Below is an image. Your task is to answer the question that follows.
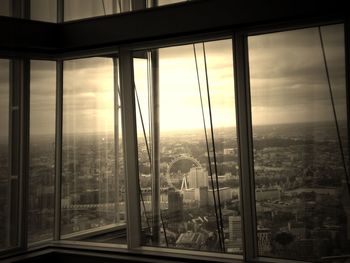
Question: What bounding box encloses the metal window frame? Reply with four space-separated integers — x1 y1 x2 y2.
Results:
235 20 349 263
233 32 257 262
0 0 31 257
119 47 142 249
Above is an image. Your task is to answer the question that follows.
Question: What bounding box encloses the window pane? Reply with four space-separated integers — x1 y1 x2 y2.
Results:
134 39 241 254
62 57 125 244
0 59 19 250
0 59 10 249
249 24 350 261
63 0 188 21
31 0 57 23
28 60 56 243
64 0 118 21
0 0 10 16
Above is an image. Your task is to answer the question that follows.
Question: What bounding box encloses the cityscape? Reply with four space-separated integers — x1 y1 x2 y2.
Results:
1 121 349 261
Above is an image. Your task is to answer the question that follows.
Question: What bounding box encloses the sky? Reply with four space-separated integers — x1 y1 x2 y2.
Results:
0 24 347 136
249 24 346 126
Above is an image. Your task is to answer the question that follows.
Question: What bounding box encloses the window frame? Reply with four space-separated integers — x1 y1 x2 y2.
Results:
0 1 349 262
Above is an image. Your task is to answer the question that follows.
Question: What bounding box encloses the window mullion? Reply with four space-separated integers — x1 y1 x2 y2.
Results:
19 59 30 250
119 48 142 249
57 0 63 23
8 60 21 251
233 33 258 261
346 17 350 169
54 60 63 241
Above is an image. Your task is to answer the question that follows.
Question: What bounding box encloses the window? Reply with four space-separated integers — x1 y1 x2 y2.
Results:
0 0 10 17
63 0 188 21
134 39 242 253
61 57 126 243
0 2 349 262
249 24 350 261
28 60 56 244
0 59 10 249
30 0 57 23
0 59 19 251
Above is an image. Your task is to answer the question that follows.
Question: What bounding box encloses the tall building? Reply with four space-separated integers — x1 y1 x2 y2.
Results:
257 228 272 255
188 167 208 189
168 188 183 226
228 216 243 253
195 186 208 208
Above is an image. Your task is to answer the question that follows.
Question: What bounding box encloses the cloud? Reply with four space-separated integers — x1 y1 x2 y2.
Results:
248 24 346 124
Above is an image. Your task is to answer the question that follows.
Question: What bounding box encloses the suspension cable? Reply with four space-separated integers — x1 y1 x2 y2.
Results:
135 87 152 231
202 42 226 251
160 211 169 247
101 0 106 15
145 51 169 246
193 43 224 251
318 26 350 195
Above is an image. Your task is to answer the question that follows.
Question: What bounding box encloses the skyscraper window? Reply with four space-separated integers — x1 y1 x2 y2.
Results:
249 24 349 262
134 39 241 254
61 57 126 243
28 60 56 244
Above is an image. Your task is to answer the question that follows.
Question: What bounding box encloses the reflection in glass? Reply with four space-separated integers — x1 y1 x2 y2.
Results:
31 0 57 23
249 24 350 261
134 39 241 253
28 61 56 243
0 59 10 249
61 57 125 244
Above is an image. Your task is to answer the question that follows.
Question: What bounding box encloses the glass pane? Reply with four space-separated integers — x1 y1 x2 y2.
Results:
31 0 57 23
0 59 19 250
63 0 188 21
28 60 56 243
249 24 350 261
157 0 187 6
134 39 241 254
0 0 10 16
62 57 126 244
0 59 10 249
64 0 118 21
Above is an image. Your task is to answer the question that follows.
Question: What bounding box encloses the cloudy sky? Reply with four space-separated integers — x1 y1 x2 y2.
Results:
249 24 346 126
0 24 346 136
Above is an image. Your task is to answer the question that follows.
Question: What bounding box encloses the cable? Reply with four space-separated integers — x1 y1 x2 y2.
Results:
134 53 168 247
148 50 169 246
202 42 226 251
193 43 224 251
101 0 106 15
160 211 169 247
118 0 122 12
135 87 152 164
318 26 350 196
135 87 152 232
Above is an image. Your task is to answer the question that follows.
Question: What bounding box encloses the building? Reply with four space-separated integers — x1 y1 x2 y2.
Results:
168 188 183 226
188 167 208 189
257 228 272 255
227 216 243 253
195 186 209 208
255 187 281 201
208 187 232 205
175 231 204 249
223 148 235 155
